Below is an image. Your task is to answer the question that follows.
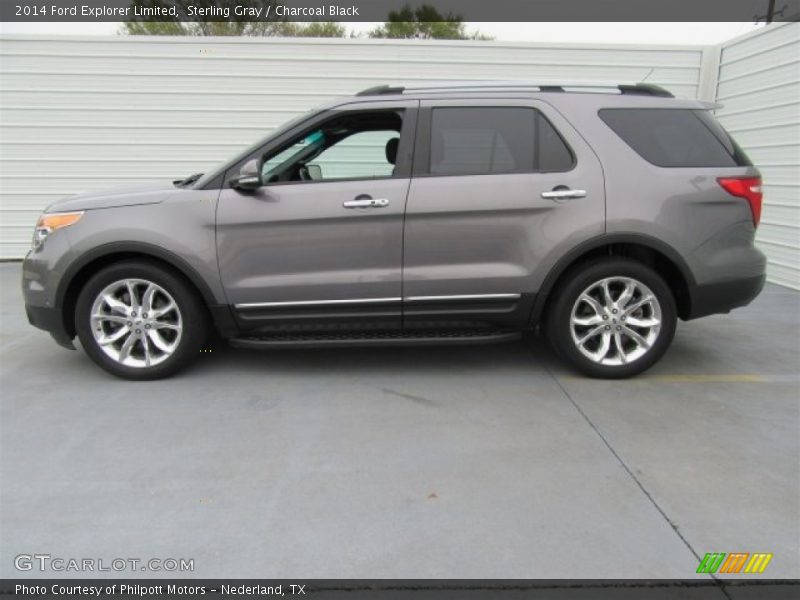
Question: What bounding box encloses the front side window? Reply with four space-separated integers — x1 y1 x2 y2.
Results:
261 130 326 179
260 110 404 184
310 130 399 180
428 107 573 176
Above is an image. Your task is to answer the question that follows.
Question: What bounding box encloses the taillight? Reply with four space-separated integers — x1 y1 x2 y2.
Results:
717 176 762 228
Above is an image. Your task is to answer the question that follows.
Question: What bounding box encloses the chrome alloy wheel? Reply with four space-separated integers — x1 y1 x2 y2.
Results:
569 276 662 366
90 278 183 368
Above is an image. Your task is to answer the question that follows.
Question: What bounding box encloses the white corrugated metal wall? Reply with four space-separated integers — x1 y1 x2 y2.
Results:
0 35 706 258
715 22 800 290
1 30 797 289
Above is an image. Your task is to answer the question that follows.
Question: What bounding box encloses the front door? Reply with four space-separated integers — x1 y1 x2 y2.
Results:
216 101 418 332
402 99 605 329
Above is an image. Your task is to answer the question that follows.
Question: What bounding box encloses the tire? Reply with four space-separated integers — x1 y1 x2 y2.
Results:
75 260 209 380
545 258 677 379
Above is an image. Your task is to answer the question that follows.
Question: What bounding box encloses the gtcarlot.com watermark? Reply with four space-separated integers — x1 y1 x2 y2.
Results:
15 553 194 573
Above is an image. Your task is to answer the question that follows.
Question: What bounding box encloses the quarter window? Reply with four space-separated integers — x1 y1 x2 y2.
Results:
428 107 573 176
599 108 753 168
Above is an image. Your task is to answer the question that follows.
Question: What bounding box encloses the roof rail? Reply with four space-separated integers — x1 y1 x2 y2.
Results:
355 81 674 98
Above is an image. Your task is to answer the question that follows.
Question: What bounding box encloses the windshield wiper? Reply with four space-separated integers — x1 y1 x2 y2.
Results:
173 173 203 188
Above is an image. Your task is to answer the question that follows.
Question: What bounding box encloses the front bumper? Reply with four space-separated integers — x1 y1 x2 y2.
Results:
22 240 76 350
25 303 75 349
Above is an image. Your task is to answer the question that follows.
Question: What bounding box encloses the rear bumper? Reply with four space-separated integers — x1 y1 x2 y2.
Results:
25 304 75 349
686 273 766 320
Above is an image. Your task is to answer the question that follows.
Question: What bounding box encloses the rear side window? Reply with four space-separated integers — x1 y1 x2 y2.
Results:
429 107 573 176
599 108 752 168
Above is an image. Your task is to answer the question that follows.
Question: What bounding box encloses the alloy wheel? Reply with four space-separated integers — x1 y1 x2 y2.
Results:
89 278 183 368
569 276 662 366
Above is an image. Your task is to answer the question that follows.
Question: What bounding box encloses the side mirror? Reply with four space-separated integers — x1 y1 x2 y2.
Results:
306 164 322 180
231 159 261 191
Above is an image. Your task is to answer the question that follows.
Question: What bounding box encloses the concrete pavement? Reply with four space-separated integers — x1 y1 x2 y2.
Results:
1 263 797 579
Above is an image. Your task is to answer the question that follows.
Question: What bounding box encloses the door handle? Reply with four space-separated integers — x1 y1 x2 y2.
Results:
541 189 587 200
343 198 389 208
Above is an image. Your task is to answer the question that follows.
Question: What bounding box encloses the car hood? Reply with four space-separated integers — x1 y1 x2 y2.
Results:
45 181 177 213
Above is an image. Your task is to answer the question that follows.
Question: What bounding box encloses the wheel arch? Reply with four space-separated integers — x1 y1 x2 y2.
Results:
57 242 222 339
531 233 695 325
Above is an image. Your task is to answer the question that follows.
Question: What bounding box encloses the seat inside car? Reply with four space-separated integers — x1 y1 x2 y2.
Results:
385 136 399 173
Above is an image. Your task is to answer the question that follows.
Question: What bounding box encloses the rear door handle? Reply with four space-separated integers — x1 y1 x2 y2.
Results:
541 189 587 200
343 198 389 208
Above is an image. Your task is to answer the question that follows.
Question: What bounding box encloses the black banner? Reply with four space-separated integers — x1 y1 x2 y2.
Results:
2 0 800 23
1 580 800 599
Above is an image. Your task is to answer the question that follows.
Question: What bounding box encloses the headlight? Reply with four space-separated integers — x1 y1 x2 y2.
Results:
32 211 83 250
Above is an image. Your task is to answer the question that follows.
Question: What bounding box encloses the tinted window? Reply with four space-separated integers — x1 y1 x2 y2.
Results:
599 108 752 168
429 107 572 176
538 114 574 171
430 108 533 175
694 110 752 165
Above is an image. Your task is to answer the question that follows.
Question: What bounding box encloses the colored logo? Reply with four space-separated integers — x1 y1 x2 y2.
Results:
696 552 772 574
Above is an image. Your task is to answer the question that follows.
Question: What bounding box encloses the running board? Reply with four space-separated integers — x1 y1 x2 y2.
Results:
229 329 521 350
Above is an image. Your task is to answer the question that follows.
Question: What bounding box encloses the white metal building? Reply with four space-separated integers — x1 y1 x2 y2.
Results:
0 23 797 288
715 23 800 289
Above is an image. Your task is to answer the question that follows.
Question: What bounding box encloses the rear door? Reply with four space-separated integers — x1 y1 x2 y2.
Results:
402 98 605 329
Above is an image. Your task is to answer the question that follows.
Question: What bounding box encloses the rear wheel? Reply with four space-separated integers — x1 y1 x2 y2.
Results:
546 259 677 378
75 261 208 380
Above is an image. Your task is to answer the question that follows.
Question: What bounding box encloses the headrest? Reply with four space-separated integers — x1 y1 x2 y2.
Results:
385 137 399 165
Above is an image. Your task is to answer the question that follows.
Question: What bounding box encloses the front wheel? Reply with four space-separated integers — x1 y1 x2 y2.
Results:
545 259 677 378
75 261 208 380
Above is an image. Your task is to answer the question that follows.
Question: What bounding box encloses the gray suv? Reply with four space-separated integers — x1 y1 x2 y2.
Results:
22 82 766 380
